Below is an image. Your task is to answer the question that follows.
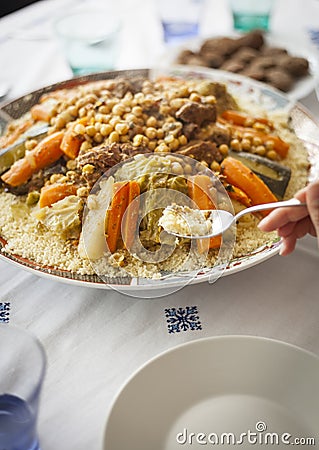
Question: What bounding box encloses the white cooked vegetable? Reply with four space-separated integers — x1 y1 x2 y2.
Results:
78 176 114 260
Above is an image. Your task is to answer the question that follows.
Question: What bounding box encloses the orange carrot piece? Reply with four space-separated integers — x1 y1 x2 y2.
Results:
122 181 140 250
105 182 129 253
27 131 64 170
1 131 64 187
221 157 278 209
225 184 252 208
187 175 222 252
1 158 33 187
39 183 78 208
60 124 84 159
221 110 274 129
187 175 215 210
30 99 58 122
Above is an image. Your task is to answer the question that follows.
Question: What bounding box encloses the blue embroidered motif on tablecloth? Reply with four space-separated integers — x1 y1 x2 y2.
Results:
0 303 11 323
165 306 202 333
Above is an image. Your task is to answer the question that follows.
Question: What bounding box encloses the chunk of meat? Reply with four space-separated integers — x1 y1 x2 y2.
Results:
175 102 217 126
176 140 223 164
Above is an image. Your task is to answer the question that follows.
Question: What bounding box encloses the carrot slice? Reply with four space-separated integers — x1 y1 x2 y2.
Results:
1 158 33 187
31 99 58 122
1 131 64 186
225 184 252 208
122 181 140 251
221 157 278 210
39 183 78 208
187 175 222 252
221 110 274 129
105 182 129 253
60 124 84 159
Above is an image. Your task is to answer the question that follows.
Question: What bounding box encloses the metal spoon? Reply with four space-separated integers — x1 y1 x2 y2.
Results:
162 198 307 239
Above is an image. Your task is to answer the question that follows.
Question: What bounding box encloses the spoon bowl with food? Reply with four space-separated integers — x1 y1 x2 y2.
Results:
160 198 306 239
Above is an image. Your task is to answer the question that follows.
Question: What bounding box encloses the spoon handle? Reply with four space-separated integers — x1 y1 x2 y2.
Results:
235 198 307 221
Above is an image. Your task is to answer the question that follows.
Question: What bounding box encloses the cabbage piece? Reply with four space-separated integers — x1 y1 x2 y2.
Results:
33 195 82 239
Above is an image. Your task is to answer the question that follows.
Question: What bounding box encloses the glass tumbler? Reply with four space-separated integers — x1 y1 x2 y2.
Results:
0 325 46 450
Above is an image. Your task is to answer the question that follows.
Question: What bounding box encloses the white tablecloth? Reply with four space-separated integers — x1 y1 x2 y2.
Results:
1 1 319 448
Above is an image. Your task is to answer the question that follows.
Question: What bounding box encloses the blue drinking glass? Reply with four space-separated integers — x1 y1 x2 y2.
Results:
0 325 46 450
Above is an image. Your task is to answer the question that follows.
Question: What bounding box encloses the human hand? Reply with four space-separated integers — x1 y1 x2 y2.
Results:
258 180 319 255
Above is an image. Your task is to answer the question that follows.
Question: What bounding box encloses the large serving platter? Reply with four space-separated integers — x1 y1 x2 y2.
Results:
0 67 319 294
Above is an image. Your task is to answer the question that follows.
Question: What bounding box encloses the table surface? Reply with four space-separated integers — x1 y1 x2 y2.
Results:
1 0 319 448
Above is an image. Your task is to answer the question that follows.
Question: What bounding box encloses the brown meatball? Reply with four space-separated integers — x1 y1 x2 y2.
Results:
280 56 309 78
240 67 266 81
200 51 224 68
232 46 259 63
220 60 246 73
265 68 294 92
236 30 265 50
176 49 195 64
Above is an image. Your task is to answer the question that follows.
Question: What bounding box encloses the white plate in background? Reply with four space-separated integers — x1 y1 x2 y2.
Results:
104 335 319 450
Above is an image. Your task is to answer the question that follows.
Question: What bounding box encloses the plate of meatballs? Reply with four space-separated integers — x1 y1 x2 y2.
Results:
173 29 318 100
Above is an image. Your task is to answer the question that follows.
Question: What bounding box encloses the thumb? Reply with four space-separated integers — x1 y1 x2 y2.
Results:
306 180 319 248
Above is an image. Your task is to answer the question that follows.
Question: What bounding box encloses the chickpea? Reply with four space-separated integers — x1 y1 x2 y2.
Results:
94 132 103 144
132 106 143 117
252 136 263 146
265 139 275 150
66 160 77 170
109 116 121 128
157 129 164 139
164 134 174 144
230 139 241 152
254 145 266 156
80 141 92 152
219 144 229 156
146 116 157 127
133 134 148 147
55 115 66 129
82 164 95 174
253 122 268 132
74 123 86 135
145 127 157 140
171 162 183 175
201 160 209 168
115 123 129 135
86 125 97 137
241 138 251 151
112 103 126 116
109 131 120 143
68 105 78 117
210 161 221 172
266 150 278 160
148 141 157 151
169 138 180 151
155 143 170 153
98 105 110 115
183 163 193 174
100 124 113 137
178 135 187 146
